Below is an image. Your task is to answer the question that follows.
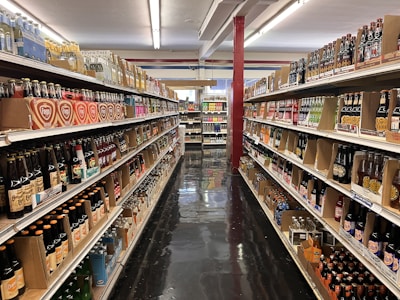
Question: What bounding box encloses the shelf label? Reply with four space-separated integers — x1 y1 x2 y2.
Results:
254 137 260 145
352 192 382 214
188 122 193 125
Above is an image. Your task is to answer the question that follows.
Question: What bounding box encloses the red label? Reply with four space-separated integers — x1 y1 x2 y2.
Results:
87 102 98 123
98 103 108 122
115 103 123 120
107 103 115 121
57 100 74 126
29 98 57 129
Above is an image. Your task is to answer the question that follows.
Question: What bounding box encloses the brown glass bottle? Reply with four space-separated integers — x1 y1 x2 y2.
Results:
54 144 67 192
357 150 368 186
49 220 63 266
56 215 69 259
5 239 25 296
362 152 375 190
68 206 80 247
375 90 389 132
15 153 32 213
75 202 87 239
30 148 44 193
390 169 400 209
0 244 19 300
368 153 383 194
0 165 7 214
43 224 56 273
6 156 24 219
43 146 58 190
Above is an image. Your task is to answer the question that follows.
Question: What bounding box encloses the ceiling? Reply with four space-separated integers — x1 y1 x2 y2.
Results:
10 0 400 59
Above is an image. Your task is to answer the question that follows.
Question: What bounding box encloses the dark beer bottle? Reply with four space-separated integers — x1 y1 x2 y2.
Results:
43 224 57 273
49 220 63 267
357 150 368 186
5 239 25 295
368 215 382 258
354 205 367 244
390 168 400 209
368 153 383 194
343 200 356 236
54 144 67 192
30 148 44 193
0 244 18 300
375 90 389 132
0 166 7 214
43 146 58 190
6 156 24 219
15 153 32 213
56 215 69 260
391 88 400 132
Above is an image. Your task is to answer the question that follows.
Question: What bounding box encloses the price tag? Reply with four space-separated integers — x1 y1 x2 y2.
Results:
189 122 193 125
217 111 220 114
169 146 173 152
254 137 260 145
352 192 382 214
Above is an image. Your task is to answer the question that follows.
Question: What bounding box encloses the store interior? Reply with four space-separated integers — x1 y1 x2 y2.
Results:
0 0 400 299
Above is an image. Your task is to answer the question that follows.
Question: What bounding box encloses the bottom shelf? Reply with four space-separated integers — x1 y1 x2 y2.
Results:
92 156 182 299
238 168 323 300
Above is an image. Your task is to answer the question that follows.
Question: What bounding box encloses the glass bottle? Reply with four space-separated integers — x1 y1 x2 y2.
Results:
75 202 87 240
390 169 400 209
56 215 69 259
0 244 18 300
343 200 356 236
338 145 349 184
362 151 375 190
368 215 382 258
43 224 57 273
81 275 92 300
69 140 82 184
0 165 7 214
43 146 58 190
49 220 63 267
383 223 398 272
391 88 400 132
30 149 44 193
368 153 383 194
355 205 367 244
335 195 344 222
15 153 32 213
6 156 24 219
68 206 81 247
375 90 389 132
333 145 342 182
357 150 368 186
310 177 319 206
54 144 67 192
24 150 37 196
5 239 25 296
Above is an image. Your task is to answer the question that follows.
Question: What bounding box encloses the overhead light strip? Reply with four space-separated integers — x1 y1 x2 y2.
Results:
244 0 311 48
149 0 160 49
1 0 66 43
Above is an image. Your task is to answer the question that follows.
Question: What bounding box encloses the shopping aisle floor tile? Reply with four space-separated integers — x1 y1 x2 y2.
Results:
110 149 317 300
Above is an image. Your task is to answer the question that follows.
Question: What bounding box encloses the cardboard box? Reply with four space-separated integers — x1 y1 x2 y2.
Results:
0 97 58 130
380 16 400 64
98 103 108 123
56 100 74 127
300 236 322 264
315 139 334 176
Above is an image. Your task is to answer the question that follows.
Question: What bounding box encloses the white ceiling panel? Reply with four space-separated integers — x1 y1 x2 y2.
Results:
9 0 400 57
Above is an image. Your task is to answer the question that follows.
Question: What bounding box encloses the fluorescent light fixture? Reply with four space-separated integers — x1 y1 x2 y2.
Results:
244 0 311 47
149 0 161 49
1 0 66 43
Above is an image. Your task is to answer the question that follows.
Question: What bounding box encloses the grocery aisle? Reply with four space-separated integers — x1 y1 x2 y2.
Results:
110 148 316 300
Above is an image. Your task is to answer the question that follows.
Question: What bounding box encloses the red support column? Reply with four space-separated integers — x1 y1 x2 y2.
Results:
231 16 244 173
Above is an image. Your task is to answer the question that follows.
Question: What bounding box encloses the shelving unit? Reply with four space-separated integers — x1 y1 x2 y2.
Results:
179 111 203 144
242 63 400 299
0 52 182 300
201 95 228 146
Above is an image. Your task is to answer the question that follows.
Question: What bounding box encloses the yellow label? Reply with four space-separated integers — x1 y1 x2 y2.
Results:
22 184 33 207
29 179 37 195
369 179 381 194
92 210 98 224
50 172 58 187
15 267 25 290
55 245 63 265
8 188 24 213
390 185 399 201
1 275 18 300
375 117 388 132
74 228 81 246
62 240 69 259
59 170 67 184
80 224 87 239
362 176 370 189
36 177 44 193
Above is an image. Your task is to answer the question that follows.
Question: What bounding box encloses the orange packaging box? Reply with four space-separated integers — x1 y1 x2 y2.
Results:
56 100 74 127
72 100 89 125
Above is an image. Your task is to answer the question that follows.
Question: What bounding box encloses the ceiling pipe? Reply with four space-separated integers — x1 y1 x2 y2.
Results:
198 0 278 60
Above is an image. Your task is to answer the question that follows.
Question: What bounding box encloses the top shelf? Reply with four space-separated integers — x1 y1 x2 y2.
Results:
0 52 177 103
245 63 400 102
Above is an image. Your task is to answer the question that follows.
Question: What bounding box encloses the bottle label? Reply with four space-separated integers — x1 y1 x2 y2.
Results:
22 183 33 207
337 165 346 178
72 163 82 179
368 240 382 256
384 251 394 269
0 34 5 51
35 176 44 193
50 171 58 187
332 163 338 176
310 194 316 206
362 176 370 189
8 188 24 213
319 193 326 207
5 33 12 53
88 157 96 169
369 179 381 194
15 267 25 290
48 252 57 273
1 275 18 300
59 169 68 185
100 203 105 218
92 209 98 224
83 219 89 237
80 223 86 239
354 228 364 243
62 240 69 259
334 206 343 220
104 195 110 212
376 117 388 132
0 184 6 207
74 228 81 246
343 220 355 235
392 257 399 272
390 185 399 202
55 245 63 265
46 254 50 274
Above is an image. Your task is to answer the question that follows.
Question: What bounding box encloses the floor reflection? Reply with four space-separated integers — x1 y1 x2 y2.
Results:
110 148 316 300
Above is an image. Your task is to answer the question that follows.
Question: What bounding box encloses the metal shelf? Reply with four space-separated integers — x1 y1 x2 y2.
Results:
179 111 201 114
245 117 400 154
93 153 181 300
203 111 227 114
202 131 227 135
202 121 227 124
203 142 226 145
245 152 400 299
238 168 323 300
0 124 178 245
245 62 400 102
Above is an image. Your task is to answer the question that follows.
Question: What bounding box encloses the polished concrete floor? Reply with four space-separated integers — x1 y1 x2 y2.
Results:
110 148 316 300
